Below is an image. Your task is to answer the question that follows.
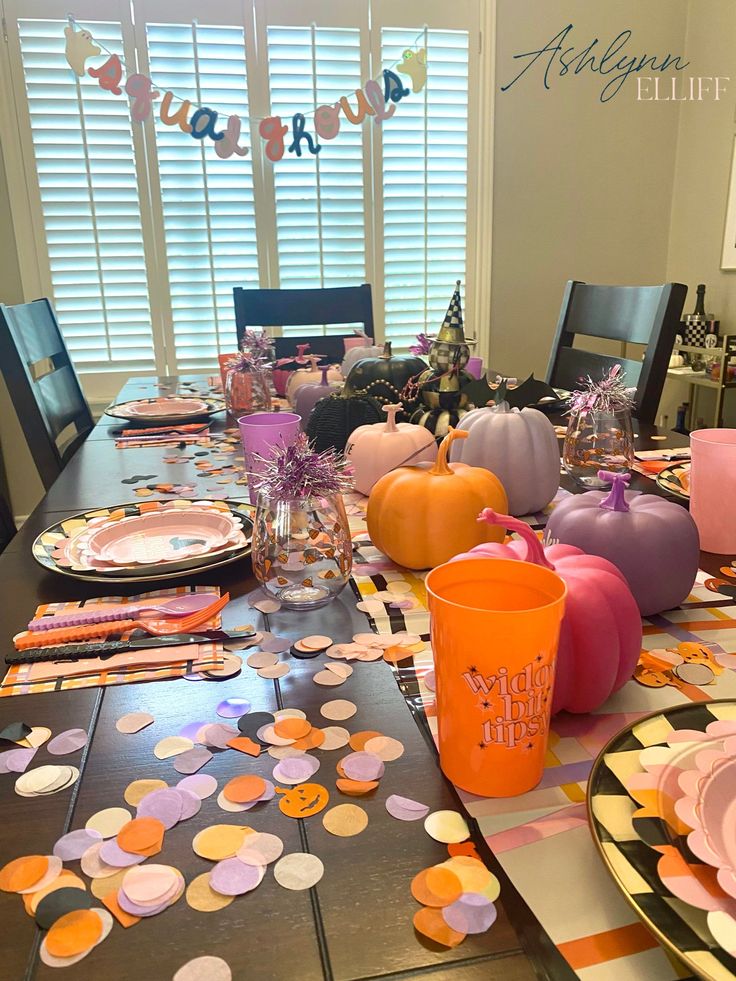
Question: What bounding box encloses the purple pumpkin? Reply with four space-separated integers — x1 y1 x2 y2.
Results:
294 366 342 430
544 471 700 616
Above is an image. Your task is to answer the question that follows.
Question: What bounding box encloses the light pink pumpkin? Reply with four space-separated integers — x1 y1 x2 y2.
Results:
294 366 342 430
451 509 642 714
286 355 342 405
346 404 438 496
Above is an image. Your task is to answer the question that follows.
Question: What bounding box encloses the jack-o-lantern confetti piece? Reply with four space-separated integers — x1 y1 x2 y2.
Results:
273 853 324 891
411 866 463 907
53 829 103 862
192 825 253 861
116 817 165 855
236 832 284 866
273 717 312 740
47 728 88 755
17 855 63 895
439 856 496 894
227 736 261 757
39 909 113 969
277 782 330 818
291 727 326 751
154 736 194 760
413 906 466 948
322 803 368 837
336 778 379 796
348 731 383 752
24 871 85 915
185 873 234 913
101 889 141 928
318 727 350 751
222 774 267 804
383 645 414 664
0 854 49 893
124 779 168 807
313 670 346 687
85 807 132 839
364 735 405 762
45 908 104 957
424 810 470 845
320 699 357 721
176 774 217 800
35 886 95 929
386 794 429 821
442 893 497 934
174 955 233 981
257 662 290 679
209 858 264 896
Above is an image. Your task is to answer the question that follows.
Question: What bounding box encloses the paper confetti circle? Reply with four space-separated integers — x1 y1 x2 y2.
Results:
273 853 324 891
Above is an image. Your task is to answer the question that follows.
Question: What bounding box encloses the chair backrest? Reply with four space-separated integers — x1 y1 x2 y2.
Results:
233 285 374 362
0 446 15 554
0 299 93 489
545 280 687 424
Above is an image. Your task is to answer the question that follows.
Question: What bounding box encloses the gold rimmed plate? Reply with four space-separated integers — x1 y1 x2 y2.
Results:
104 395 226 424
656 462 690 500
32 500 253 583
587 700 736 981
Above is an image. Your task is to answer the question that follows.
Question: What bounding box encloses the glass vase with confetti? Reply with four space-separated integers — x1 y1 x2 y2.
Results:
563 365 635 488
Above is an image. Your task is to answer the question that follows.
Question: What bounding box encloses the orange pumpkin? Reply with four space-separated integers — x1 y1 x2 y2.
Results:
366 428 508 570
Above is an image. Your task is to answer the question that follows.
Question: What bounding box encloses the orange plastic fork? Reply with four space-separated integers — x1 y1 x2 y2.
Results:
14 592 230 651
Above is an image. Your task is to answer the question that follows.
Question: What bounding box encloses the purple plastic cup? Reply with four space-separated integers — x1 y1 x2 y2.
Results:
466 357 484 379
238 412 301 505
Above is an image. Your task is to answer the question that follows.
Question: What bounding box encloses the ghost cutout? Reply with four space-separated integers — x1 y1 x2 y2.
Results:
64 25 101 77
398 47 427 93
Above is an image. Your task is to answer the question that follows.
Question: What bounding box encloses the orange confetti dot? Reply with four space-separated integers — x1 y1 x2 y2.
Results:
45 909 104 957
227 737 261 757
223 774 267 804
117 817 165 856
101 890 141 928
23 870 85 915
336 778 379 796
273 718 312 740
291 728 325 751
411 867 463 907
0 855 49 893
413 906 466 947
348 730 383 752
383 644 414 664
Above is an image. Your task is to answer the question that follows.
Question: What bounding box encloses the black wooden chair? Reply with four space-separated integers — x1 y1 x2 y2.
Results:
545 280 687 424
0 299 94 490
233 284 374 362
0 443 16 554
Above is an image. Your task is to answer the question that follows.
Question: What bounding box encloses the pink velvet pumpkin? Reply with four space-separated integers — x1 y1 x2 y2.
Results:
346 404 438 495
450 509 642 714
286 355 342 405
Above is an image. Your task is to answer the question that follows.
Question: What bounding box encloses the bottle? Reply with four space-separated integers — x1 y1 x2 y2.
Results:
673 404 688 435
692 284 707 320
684 284 714 347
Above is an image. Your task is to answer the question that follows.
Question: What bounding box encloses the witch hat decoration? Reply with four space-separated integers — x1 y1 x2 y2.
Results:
436 280 466 345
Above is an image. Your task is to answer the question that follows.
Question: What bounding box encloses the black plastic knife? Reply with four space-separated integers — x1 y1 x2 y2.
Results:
5 630 257 665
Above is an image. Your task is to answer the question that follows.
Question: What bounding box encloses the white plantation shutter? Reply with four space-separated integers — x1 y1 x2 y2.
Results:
144 21 259 369
15 18 155 370
265 24 368 337
380 28 470 349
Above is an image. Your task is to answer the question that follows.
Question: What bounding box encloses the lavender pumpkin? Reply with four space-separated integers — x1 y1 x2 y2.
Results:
544 470 699 616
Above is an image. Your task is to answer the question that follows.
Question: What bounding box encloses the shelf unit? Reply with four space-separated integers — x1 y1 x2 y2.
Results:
666 334 736 428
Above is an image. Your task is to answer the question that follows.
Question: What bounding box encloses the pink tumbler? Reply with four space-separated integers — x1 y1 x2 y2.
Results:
238 412 301 505
689 429 736 554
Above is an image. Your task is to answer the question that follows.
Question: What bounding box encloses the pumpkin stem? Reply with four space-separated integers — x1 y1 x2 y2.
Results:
382 341 393 358
477 509 555 569
598 471 631 513
430 427 467 475
382 404 401 432
319 366 330 386
296 343 310 361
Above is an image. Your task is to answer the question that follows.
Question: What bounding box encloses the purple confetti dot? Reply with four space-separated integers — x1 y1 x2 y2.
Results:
173 747 213 775
273 756 320 783
117 889 173 917
136 788 184 829
385 794 430 822
208 859 263 896
99 839 145 868
2 748 38 773
53 828 103 861
47 728 88 756
260 636 292 654
442 893 497 934
341 752 385 782
179 720 209 741
217 698 251 719
176 774 217 800
199 724 239 750
423 670 436 692
171 787 202 820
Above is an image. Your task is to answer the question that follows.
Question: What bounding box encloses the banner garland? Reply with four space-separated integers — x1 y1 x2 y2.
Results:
64 20 428 161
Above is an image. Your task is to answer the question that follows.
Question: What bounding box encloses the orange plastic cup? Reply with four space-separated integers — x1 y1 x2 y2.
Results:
425 557 566 797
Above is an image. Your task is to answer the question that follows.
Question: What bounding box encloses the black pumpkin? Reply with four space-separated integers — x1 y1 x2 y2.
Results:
305 393 383 453
343 342 426 405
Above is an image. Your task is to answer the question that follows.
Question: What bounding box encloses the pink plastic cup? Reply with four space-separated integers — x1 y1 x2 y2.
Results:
238 412 301 505
466 357 484 380
690 429 736 554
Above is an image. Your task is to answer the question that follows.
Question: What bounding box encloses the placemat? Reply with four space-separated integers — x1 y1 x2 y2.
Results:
346 495 736 980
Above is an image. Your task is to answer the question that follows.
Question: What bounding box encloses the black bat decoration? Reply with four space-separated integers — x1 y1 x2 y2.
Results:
461 373 560 410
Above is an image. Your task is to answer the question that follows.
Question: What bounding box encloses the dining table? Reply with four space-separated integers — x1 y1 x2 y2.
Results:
0 374 726 981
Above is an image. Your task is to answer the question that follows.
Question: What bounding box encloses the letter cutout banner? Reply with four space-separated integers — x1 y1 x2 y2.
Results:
63 19 427 161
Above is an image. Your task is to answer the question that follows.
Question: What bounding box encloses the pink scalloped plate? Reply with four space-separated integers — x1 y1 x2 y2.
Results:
126 397 208 417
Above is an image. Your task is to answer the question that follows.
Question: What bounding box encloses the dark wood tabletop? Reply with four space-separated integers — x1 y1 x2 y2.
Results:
0 376 715 981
